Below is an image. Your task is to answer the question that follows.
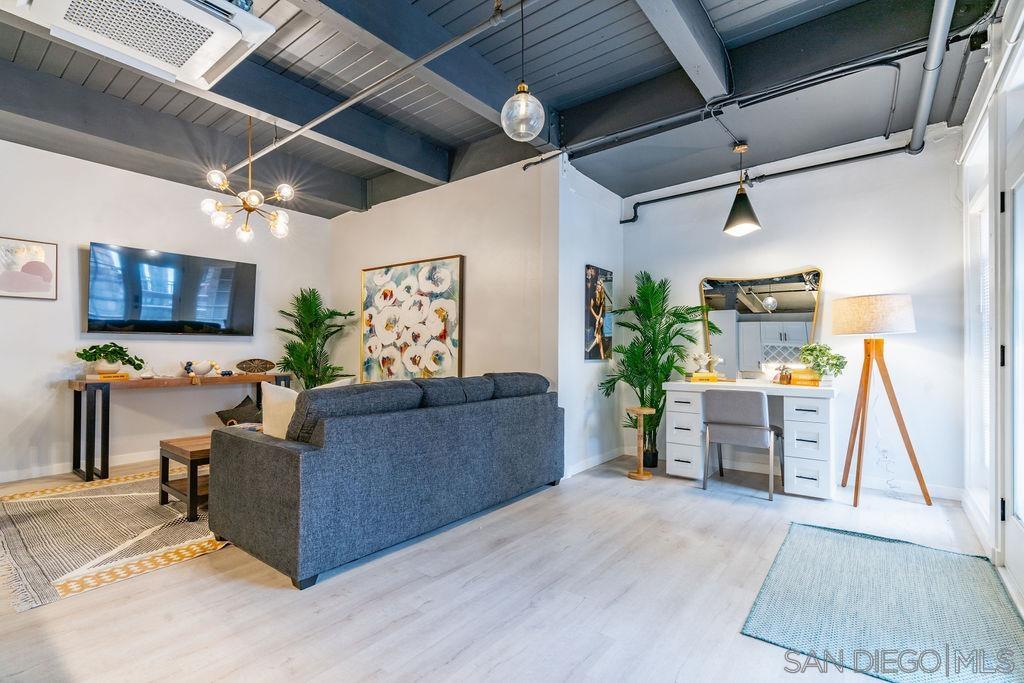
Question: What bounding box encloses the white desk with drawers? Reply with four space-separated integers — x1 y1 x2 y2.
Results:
661 380 840 499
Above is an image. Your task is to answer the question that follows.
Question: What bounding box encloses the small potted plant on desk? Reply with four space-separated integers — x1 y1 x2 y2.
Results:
76 342 145 376
799 343 847 386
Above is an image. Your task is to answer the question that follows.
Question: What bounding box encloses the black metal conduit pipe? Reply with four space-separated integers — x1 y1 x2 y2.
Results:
614 0 966 224
618 147 906 223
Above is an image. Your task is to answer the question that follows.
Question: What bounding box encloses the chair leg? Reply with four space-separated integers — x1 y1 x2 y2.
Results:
768 439 775 501
703 427 710 491
778 436 785 481
717 443 724 477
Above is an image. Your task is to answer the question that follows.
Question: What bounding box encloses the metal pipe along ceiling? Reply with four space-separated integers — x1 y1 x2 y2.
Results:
909 0 958 154
614 0 967 223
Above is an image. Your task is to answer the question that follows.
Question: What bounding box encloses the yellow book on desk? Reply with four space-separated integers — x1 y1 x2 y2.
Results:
789 369 820 387
689 371 719 383
85 373 131 381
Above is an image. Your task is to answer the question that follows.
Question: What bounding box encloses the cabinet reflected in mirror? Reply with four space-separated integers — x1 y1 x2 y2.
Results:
699 268 822 378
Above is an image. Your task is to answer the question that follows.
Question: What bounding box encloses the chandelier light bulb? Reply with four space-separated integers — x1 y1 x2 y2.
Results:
762 295 779 312
501 83 545 142
200 198 219 215
276 183 295 201
242 189 265 209
206 169 228 189
272 210 289 225
210 210 232 229
236 224 254 243
269 220 290 239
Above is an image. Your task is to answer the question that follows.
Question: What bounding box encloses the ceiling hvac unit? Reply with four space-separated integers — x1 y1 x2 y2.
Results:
2 0 274 89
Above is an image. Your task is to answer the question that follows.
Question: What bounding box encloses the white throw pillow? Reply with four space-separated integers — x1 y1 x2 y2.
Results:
316 375 356 390
261 381 298 439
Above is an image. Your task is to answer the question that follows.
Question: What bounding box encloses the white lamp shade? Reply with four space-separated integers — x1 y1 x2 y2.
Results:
832 294 916 335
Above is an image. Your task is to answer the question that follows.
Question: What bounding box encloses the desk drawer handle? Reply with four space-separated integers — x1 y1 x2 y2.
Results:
795 438 819 444
674 458 692 464
674 426 691 431
674 400 692 405
795 408 818 413
796 475 819 482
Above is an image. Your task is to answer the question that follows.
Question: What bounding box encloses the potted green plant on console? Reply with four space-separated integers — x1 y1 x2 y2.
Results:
799 342 847 386
600 272 712 468
277 288 355 389
76 342 145 375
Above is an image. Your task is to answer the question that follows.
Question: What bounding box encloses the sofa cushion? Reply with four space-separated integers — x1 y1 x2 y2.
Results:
412 377 466 407
461 376 494 402
286 381 423 442
484 372 550 399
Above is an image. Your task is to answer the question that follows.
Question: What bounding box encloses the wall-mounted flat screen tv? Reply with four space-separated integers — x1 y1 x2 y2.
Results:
87 243 256 335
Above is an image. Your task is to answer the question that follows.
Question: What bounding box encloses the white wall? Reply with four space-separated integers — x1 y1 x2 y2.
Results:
556 159 626 476
621 132 966 496
329 160 560 382
0 141 332 482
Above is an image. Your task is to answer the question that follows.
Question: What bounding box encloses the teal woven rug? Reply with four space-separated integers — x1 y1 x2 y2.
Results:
743 524 1024 682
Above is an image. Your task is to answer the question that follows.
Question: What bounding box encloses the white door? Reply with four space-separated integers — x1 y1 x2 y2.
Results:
1004 146 1024 584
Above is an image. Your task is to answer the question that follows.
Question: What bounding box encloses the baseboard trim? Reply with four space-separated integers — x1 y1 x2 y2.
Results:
962 488 996 557
565 448 623 478
0 449 158 484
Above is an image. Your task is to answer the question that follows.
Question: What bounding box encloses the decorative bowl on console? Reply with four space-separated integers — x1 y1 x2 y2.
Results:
181 360 214 376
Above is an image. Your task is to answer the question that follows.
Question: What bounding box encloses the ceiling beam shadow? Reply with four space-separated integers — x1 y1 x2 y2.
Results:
0 58 366 217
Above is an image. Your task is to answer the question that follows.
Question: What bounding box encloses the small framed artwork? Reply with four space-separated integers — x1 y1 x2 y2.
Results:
0 236 57 300
585 264 613 360
360 255 464 382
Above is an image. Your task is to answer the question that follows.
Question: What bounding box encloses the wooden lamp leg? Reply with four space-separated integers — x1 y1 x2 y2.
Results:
627 407 654 481
873 340 932 505
841 340 872 487
852 349 872 508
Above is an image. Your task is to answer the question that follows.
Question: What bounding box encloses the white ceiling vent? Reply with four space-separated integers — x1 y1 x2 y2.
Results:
2 0 274 89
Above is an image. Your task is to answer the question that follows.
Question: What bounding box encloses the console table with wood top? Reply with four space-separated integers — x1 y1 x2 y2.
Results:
67 373 291 482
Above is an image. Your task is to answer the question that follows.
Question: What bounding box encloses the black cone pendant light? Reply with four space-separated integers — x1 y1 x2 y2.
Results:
723 143 762 237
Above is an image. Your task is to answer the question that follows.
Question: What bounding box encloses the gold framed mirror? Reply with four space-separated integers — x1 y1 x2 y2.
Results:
699 268 823 377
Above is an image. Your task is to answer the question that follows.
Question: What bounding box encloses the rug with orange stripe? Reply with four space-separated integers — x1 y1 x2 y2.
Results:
0 471 227 612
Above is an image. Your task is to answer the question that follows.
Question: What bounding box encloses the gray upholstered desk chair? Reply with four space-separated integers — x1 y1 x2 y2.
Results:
702 390 783 500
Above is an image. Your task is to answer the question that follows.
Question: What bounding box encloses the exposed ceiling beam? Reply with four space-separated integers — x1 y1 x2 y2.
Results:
0 58 366 217
209 59 451 185
0 9 451 186
560 0 990 153
290 0 560 151
633 0 730 101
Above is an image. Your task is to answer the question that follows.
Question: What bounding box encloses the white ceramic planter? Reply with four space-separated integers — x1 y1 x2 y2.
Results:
95 359 122 374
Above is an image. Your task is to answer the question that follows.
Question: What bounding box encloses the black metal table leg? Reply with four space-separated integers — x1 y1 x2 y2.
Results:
73 383 110 481
159 452 169 505
187 461 199 522
72 389 83 477
84 386 96 482
98 383 110 479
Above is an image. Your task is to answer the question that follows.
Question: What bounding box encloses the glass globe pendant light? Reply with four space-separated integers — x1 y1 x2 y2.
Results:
500 2 544 142
200 116 297 242
723 143 762 237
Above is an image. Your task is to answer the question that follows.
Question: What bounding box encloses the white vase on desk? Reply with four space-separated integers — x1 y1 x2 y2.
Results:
95 359 121 374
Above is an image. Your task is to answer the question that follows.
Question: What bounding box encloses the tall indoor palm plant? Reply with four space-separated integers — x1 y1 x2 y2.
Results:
599 272 713 467
277 288 355 389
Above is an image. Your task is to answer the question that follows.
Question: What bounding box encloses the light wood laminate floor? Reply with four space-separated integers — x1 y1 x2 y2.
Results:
0 456 980 682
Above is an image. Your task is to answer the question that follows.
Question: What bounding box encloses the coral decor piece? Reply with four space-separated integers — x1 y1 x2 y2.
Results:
360 255 464 382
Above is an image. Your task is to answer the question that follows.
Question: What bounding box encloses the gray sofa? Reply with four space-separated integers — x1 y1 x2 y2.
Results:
209 372 564 589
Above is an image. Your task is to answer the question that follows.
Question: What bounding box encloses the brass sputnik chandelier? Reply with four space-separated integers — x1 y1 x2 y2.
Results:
200 116 295 243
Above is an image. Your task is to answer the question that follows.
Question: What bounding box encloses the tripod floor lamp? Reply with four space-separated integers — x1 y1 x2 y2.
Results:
832 294 932 508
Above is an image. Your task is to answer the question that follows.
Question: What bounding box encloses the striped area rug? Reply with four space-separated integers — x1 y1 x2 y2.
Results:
0 471 227 612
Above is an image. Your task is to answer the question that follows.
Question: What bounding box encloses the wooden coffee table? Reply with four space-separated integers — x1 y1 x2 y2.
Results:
159 435 212 522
